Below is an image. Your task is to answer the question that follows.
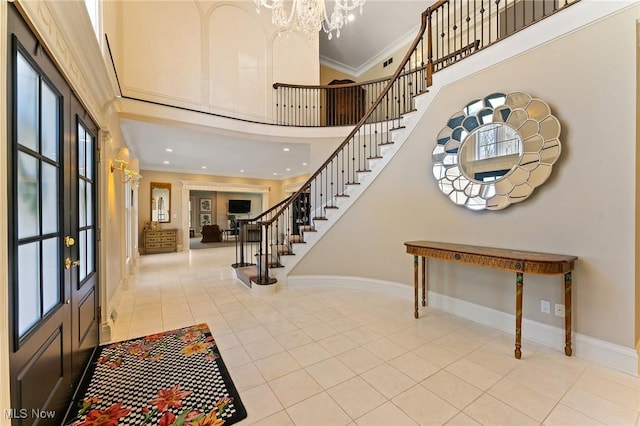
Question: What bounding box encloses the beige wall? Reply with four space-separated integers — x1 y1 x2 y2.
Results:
292 6 638 349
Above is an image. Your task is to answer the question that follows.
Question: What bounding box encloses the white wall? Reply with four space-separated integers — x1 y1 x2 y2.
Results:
292 5 639 349
114 1 319 122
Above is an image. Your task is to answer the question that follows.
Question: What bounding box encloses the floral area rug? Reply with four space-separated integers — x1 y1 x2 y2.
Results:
65 323 247 426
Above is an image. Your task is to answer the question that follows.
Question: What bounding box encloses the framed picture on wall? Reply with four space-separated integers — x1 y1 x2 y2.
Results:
200 198 212 212
200 213 211 226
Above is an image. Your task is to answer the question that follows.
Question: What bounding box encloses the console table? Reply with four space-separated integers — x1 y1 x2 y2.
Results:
404 241 577 359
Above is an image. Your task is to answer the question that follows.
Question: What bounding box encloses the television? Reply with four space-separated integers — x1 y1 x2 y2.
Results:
228 199 251 214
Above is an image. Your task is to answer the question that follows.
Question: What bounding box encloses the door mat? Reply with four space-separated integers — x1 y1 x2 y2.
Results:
65 323 247 425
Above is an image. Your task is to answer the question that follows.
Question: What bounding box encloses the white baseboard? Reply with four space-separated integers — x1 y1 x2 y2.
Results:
100 277 126 344
287 275 638 376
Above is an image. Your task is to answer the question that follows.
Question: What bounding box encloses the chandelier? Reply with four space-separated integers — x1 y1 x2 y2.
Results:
254 0 366 39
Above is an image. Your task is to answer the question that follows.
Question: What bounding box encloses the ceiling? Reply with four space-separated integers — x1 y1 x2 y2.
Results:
124 1 428 181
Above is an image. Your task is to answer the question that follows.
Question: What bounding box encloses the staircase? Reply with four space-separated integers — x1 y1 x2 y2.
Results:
234 0 580 290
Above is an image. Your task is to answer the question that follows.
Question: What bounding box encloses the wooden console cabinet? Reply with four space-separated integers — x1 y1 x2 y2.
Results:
144 228 178 254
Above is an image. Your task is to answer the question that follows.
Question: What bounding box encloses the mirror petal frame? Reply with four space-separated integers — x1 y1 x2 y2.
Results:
432 92 562 211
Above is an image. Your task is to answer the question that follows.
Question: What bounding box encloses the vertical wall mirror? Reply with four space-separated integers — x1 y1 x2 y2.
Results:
151 182 171 223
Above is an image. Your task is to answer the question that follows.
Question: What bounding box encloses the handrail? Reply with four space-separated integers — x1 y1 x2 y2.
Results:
273 64 427 90
236 0 581 285
268 10 429 225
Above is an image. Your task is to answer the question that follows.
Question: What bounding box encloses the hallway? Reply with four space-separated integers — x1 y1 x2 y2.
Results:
111 248 640 425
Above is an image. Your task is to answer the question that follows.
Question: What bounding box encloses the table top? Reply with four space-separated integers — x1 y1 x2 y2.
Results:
405 240 577 274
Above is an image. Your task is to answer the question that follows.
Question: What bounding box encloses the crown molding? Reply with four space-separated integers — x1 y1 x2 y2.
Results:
14 0 119 125
320 23 420 78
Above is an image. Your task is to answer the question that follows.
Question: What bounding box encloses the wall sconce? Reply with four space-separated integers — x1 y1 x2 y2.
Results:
111 147 141 185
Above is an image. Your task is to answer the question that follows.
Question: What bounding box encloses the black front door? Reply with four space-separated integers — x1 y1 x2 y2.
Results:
7 5 99 424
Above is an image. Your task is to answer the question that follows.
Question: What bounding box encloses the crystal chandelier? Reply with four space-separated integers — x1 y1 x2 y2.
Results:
254 0 366 39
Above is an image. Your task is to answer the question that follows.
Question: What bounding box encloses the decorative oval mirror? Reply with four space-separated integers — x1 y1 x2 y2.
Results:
432 92 561 211
151 182 171 223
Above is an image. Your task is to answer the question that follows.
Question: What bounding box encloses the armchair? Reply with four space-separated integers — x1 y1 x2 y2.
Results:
201 224 223 243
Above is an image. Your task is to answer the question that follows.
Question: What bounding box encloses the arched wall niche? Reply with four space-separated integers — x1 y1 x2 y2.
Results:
119 1 202 104
209 4 270 120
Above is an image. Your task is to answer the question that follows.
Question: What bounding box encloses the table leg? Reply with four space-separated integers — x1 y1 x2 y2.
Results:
422 257 427 307
564 271 573 356
515 272 523 359
414 255 419 319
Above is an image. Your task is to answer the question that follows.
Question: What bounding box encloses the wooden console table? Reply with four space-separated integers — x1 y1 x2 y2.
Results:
404 241 577 359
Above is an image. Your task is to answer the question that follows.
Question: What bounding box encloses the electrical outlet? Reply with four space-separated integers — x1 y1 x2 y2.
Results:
540 300 551 314
555 303 565 317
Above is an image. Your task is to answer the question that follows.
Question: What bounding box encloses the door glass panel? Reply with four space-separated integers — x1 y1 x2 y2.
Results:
41 162 58 235
17 151 39 238
85 134 93 181
16 54 38 152
18 242 40 336
87 229 94 275
86 182 94 226
41 82 59 161
79 179 86 228
77 121 96 286
78 125 86 177
42 237 60 313
14 49 62 339
79 230 87 281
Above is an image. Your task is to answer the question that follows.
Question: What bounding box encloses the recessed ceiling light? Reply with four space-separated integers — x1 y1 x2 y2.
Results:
201 166 207 169
163 161 170 164
286 168 291 171
302 162 308 166
165 148 173 152
283 148 290 152
240 169 245 173
273 172 278 176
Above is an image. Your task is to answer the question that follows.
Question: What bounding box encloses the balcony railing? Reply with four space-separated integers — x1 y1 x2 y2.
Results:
272 0 580 127
238 0 580 285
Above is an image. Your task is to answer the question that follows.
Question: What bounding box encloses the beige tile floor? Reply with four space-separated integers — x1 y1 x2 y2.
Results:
111 247 640 425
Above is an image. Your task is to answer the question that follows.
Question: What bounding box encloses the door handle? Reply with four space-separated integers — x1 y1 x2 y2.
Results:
65 257 80 270
65 236 76 247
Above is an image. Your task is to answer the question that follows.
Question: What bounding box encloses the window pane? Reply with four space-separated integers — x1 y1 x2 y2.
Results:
41 82 59 161
19 242 41 336
85 132 94 179
86 229 94 276
17 152 39 238
41 162 59 235
86 182 94 227
42 237 60 314
79 179 86 228
78 124 86 178
79 229 87 282
16 53 38 152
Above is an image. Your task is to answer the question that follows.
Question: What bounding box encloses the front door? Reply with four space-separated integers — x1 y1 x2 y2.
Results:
7 5 99 424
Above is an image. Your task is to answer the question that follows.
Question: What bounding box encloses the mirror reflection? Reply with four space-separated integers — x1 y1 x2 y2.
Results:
151 182 171 223
459 123 522 183
431 92 562 211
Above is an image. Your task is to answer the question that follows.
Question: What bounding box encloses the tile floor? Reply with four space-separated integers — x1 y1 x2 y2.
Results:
111 247 640 425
